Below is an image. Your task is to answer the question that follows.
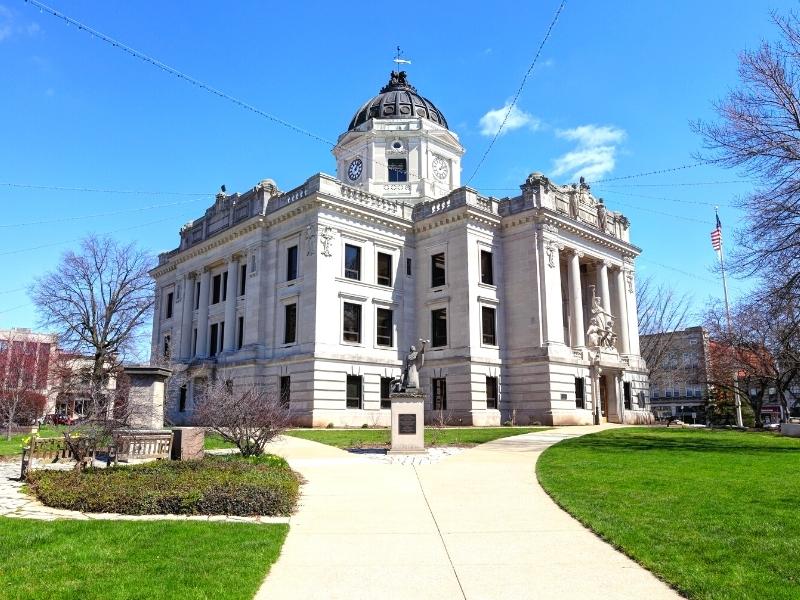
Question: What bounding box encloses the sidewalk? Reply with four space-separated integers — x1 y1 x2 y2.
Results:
256 426 682 600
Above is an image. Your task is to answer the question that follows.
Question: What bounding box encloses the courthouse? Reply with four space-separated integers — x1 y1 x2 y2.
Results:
150 71 652 426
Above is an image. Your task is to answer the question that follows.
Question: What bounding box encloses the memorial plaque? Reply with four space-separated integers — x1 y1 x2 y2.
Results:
398 413 416 435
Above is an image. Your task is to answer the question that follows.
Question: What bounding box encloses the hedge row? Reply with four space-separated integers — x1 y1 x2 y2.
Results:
27 455 300 516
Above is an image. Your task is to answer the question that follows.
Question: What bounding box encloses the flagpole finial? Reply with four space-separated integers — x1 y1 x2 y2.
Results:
392 46 412 72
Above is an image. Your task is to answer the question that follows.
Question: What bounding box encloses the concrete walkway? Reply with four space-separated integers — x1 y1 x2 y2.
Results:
257 426 682 600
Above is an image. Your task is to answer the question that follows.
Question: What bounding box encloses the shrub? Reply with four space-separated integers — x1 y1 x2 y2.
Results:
326 423 334 429
27 455 300 517
361 423 368 429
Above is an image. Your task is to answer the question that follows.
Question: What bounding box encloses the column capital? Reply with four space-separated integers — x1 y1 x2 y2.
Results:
230 252 244 263
566 247 584 259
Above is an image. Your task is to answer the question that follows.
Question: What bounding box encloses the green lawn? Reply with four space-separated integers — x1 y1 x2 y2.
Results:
0 517 287 600
285 426 550 449
536 428 800 600
204 431 237 450
0 426 67 458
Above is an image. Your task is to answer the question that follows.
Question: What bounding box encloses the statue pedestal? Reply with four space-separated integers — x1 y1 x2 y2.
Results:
388 391 425 455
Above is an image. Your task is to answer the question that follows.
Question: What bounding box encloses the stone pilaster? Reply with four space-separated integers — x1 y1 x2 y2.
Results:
614 267 630 354
195 268 211 358
180 273 195 359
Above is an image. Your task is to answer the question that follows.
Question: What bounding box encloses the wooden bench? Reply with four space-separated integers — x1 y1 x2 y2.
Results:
111 430 173 464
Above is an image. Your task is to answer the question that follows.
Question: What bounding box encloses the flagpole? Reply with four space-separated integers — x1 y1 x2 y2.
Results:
714 205 741 427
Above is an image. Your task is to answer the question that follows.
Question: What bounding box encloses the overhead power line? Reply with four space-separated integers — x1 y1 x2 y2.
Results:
0 197 206 228
466 1 566 185
586 160 723 185
595 179 747 189
0 182 210 195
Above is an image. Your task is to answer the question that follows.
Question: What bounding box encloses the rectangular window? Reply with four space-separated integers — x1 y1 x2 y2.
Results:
178 385 187 412
165 292 174 319
376 307 393 347
222 271 228 302
380 377 392 409
195 281 201 310
209 323 219 357
343 302 362 343
284 303 297 344
377 252 392 286
482 306 497 345
486 376 498 409
624 382 632 410
480 250 494 285
432 377 447 411
344 244 361 280
212 274 222 304
431 253 446 287
237 316 244 349
431 308 448 347
406 257 412 276
575 377 585 409
192 328 197 355
280 376 291 408
239 264 247 295
163 335 171 358
346 375 362 409
287 245 298 281
388 158 407 182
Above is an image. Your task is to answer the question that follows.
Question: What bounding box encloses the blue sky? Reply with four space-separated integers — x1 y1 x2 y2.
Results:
0 0 794 332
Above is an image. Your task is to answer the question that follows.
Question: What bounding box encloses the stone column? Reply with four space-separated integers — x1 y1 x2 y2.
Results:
597 260 611 315
567 250 585 347
614 267 630 354
195 268 210 358
122 365 171 430
179 274 195 359
624 264 641 355
538 228 565 346
223 255 240 352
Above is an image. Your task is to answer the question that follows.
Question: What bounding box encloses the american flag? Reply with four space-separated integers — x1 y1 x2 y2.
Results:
710 212 722 252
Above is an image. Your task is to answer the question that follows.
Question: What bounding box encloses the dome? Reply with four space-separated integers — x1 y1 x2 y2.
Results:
347 71 449 131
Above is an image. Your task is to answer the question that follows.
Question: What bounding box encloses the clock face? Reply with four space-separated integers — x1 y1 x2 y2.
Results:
347 158 363 181
432 156 449 181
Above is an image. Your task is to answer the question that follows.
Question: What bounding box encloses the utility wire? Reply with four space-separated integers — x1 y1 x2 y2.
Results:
0 197 205 228
595 179 747 189
638 258 719 284
586 160 722 185
0 182 210 195
466 0 566 185
23 0 425 184
0 213 184 257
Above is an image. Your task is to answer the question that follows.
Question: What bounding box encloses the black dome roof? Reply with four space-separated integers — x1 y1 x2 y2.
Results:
347 71 449 131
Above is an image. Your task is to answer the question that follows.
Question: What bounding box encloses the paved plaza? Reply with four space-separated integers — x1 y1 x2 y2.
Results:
257 426 681 600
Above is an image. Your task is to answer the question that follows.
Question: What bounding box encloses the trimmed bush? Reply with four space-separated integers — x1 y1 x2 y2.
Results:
27 455 300 517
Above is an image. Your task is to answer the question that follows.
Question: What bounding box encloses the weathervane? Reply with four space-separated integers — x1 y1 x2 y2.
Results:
393 46 411 73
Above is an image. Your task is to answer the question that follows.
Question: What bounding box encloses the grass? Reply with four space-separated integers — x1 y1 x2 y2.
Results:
204 431 236 450
285 426 550 449
0 425 67 458
536 428 800 600
0 517 287 600
28 454 300 516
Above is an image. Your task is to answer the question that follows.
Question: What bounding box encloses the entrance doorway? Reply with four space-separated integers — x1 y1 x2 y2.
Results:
599 374 608 423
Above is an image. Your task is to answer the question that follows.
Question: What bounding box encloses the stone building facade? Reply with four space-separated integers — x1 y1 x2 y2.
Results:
150 72 652 427
642 326 710 421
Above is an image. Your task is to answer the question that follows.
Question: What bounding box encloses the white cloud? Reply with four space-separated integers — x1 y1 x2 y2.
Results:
0 6 12 42
479 101 540 137
551 124 626 180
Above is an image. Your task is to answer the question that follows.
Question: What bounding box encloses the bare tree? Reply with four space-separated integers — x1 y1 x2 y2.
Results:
0 332 48 440
693 12 800 290
191 375 292 457
703 298 794 428
30 235 154 418
637 274 693 382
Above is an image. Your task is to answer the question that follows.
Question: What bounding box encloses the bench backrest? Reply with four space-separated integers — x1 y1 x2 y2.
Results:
114 432 173 460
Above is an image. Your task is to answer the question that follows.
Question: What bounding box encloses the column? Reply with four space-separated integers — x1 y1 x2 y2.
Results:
223 255 240 352
179 274 195 359
597 261 611 315
625 266 641 355
195 268 210 358
614 267 630 354
568 250 584 347
539 236 565 345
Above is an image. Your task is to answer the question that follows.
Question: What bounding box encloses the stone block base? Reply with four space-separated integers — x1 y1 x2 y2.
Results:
171 427 205 460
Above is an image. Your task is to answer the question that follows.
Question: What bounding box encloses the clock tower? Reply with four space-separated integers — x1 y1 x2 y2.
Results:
333 71 465 203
